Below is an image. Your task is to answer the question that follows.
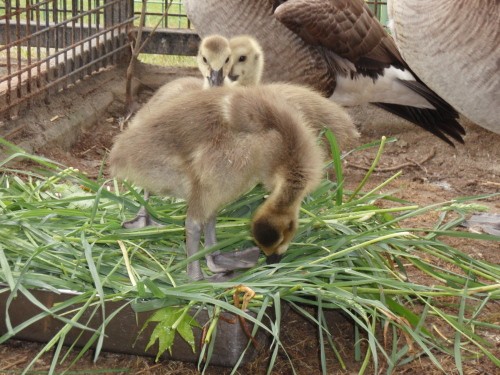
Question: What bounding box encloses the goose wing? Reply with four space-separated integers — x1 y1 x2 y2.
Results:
273 0 405 79
273 0 464 145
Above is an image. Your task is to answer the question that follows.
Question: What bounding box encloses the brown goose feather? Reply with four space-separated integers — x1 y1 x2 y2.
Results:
185 0 465 145
274 0 405 76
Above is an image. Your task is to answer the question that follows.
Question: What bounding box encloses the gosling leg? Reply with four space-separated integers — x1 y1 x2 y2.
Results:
122 191 163 229
186 213 260 281
185 215 204 281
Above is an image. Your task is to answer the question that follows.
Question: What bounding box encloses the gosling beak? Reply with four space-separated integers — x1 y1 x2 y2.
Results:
266 253 282 265
209 69 224 87
228 73 239 82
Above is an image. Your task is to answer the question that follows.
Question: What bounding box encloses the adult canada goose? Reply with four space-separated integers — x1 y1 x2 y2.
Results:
388 0 500 134
109 85 328 280
184 0 466 146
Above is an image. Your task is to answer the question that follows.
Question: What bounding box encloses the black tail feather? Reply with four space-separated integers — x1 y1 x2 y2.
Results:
374 102 465 146
398 79 462 119
373 79 464 146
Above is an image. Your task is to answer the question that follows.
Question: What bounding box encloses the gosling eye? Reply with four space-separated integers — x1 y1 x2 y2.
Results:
225 57 230 64
239 55 247 62
202 56 208 64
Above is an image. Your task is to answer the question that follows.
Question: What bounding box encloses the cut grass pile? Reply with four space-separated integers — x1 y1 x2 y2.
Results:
0 136 499 374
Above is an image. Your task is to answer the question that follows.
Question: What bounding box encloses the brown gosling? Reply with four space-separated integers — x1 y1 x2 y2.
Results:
130 34 233 129
123 35 233 228
228 35 359 147
109 85 326 281
197 34 233 89
228 35 265 87
126 35 358 232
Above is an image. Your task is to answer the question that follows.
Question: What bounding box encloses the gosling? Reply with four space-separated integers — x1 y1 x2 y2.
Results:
130 34 233 129
228 35 265 87
109 85 327 281
124 35 234 228
228 35 359 147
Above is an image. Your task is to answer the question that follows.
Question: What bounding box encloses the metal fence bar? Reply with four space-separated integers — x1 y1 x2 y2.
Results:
0 0 134 120
132 0 191 29
365 0 388 26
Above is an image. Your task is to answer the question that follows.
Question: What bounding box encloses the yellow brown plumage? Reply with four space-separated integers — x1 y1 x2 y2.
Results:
110 85 339 280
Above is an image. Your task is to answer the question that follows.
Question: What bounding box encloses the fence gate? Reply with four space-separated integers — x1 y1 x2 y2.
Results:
0 0 134 119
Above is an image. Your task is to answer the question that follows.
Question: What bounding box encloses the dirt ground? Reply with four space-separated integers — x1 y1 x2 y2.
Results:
0 65 499 374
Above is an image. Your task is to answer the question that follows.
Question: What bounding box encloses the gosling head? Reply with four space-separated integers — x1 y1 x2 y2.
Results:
197 35 233 88
251 207 298 264
228 35 264 86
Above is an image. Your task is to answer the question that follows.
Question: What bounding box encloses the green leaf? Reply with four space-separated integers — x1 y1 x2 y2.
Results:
142 306 199 361
177 316 197 353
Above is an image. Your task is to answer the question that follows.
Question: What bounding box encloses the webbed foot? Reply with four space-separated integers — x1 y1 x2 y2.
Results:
206 247 261 273
462 213 500 236
122 208 163 229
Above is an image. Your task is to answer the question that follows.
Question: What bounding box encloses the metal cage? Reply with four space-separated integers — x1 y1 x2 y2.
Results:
0 0 134 119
